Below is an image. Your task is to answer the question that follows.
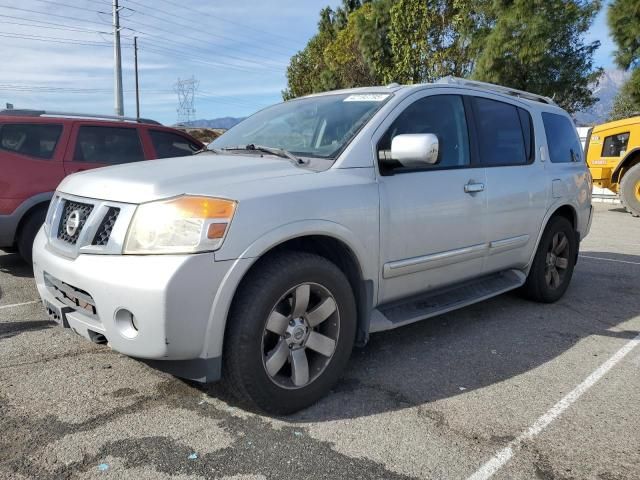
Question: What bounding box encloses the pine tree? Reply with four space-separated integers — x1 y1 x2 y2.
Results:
608 0 640 104
472 0 602 114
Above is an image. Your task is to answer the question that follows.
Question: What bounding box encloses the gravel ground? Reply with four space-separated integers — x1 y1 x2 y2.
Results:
1 203 639 480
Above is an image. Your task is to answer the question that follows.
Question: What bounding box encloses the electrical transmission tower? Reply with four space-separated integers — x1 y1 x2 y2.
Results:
174 76 199 125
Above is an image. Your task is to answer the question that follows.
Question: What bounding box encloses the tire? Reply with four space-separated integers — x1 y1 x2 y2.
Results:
522 216 577 303
17 208 47 265
619 163 640 218
222 251 357 415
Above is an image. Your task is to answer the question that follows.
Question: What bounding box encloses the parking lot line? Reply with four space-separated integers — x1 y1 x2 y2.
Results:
0 300 40 311
579 255 640 265
467 331 640 480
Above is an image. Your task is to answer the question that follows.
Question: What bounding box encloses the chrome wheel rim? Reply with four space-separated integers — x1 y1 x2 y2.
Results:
545 231 570 289
261 282 340 389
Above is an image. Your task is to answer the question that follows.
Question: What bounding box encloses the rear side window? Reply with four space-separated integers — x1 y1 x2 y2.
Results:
149 130 201 158
0 123 63 159
472 97 531 166
74 126 144 164
601 132 630 157
541 113 582 163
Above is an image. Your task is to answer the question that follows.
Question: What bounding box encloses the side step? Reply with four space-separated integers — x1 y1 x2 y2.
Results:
370 269 526 333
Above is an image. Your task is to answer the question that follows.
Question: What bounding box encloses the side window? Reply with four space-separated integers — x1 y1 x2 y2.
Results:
74 126 144 164
378 95 470 171
472 97 529 166
149 130 201 159
601 132 630 157
541 112 582 163
0 123 63 159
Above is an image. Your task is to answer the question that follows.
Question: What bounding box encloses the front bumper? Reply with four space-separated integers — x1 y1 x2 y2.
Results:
33 228 235 381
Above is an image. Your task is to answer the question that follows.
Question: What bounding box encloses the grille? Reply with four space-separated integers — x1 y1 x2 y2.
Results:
44 272 98 319
92 207 120 246
57 200 94 244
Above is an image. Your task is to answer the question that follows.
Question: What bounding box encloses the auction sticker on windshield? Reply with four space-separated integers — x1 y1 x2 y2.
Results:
343 94 390 102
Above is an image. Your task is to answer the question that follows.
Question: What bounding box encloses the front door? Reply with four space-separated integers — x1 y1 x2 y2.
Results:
376 93 488 304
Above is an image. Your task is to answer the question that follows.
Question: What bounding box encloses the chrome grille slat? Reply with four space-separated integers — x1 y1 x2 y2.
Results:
92 207 120 246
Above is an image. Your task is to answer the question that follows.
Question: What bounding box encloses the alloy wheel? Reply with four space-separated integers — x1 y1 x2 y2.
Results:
545 231 570 289
261 282 340 389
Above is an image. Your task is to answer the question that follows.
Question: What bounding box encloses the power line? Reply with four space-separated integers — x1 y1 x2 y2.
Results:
119 14 288 71
122 0 295 58
30 0 108 14
140 0 301 45
0 14 112 34
0 5 113 28
0 31 119 47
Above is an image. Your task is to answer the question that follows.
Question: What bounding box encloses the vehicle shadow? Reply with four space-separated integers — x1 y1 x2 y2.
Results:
198 250 640 421
0 251 33 279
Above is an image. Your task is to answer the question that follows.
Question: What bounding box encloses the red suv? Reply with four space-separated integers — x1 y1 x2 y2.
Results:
0 109 204 262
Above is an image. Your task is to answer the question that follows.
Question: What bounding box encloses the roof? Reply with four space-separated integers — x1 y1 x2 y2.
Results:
0 109 162 125
592 115 640 132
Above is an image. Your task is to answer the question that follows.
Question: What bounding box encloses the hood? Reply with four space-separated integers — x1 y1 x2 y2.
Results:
57 153 313 204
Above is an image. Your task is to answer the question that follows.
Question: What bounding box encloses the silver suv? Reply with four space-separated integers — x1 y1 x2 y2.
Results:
33 78 592 414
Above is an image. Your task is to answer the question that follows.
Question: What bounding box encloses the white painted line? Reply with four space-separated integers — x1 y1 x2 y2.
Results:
579 255 640 266
0 300 41 311
468 332 640 480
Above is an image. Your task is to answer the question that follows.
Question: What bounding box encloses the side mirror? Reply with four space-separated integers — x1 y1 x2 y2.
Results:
390 134 439 168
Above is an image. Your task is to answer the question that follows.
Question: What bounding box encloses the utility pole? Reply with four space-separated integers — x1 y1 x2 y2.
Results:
134 36 140 119
112 0 124 116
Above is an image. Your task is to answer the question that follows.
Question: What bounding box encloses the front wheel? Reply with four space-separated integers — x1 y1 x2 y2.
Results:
522 216 577 303
222 252 356 414
17 208 47 265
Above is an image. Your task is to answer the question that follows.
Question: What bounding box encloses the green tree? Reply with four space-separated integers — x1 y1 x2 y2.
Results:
388 0 488 84
472 0 602 114
608 0 640 103
609 81 640 121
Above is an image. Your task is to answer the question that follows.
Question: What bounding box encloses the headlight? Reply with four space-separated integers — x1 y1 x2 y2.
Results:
43 194 61 235
123 196 236 254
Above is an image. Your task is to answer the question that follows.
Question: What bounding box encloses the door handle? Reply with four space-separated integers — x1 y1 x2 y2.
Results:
464 182 485 194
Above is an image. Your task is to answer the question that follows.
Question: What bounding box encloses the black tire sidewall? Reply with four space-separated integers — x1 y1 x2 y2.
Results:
223 252 356 414
620 164 640 217
18 208 47 264
527 216 577 303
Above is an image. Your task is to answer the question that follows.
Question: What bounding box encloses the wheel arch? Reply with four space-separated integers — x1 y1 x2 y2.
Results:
6 192 53 247
231 234 373 348
612 147 640 184
526 203 579 273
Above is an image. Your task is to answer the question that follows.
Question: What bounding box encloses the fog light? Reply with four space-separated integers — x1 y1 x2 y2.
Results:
114 308 138 339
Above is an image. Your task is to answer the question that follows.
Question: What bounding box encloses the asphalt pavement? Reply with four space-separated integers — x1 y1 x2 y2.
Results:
1 203 639 479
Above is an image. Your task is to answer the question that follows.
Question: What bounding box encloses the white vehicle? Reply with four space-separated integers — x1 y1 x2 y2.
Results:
33 78 592 414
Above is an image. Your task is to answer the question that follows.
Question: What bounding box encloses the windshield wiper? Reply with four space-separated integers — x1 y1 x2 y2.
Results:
194 146 223 155
221 144 308 165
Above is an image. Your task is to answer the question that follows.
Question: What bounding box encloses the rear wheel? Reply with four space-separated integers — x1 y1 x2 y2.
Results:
17 208 47 265
223 251 356 414
522 216 577 303
619 163 640 217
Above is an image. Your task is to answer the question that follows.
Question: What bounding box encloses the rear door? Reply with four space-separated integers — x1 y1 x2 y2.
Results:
0 120 66 212
470 95 548 273
64 123 147 175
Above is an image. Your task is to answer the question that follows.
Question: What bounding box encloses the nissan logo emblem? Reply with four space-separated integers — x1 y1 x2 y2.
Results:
65 210 81 237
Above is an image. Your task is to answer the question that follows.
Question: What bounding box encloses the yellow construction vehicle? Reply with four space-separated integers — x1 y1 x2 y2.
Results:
585 115 640 217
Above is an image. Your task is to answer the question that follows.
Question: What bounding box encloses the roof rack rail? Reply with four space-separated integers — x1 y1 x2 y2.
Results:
0 109 162 125
436 77 556 106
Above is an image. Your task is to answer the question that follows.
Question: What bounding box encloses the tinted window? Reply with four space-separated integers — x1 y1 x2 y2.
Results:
601 132 630 157
74 126 144 164
472 97 528 166
150 130 200 158
0 123 62 159
378 95 470 170
541 112 582 163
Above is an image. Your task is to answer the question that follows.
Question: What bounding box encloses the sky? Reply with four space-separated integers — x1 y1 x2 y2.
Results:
0 0 616 125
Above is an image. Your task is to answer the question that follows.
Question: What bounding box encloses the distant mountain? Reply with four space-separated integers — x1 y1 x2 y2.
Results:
574 69 630 126
181 117 245 129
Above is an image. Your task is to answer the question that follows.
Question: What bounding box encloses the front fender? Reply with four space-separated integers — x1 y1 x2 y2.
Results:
202 219 378 359
612 147 640 183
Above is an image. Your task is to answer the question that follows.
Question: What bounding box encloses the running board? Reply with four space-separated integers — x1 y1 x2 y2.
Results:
370 269 526 333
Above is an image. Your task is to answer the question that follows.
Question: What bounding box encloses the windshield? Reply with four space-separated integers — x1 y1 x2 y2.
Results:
211 93 391 159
